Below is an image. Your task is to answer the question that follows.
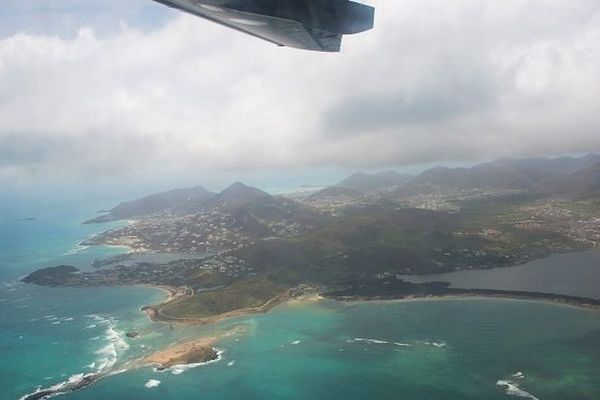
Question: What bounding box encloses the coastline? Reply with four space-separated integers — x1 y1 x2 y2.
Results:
142 289 294 325
134 284 179 302
321 290 600 313
141 336 220 369
141 283 600 331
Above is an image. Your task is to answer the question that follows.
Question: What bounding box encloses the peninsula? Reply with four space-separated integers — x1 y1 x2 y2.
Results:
22 155 600 323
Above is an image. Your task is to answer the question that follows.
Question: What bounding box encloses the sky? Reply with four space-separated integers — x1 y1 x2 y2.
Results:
1 0 600 194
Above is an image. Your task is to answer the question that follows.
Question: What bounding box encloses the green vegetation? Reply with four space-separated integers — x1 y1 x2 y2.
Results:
159 278 289 319
234 196 591 285
558 198 600 216
25 186 599 322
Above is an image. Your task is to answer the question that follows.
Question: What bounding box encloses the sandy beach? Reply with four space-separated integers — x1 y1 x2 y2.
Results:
142 336 220 369
140 325 246 369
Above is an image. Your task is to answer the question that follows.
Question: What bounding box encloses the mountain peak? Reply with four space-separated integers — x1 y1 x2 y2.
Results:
209 182 271 210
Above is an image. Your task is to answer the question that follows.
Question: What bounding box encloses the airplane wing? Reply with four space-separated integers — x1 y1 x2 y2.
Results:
152 0 375 52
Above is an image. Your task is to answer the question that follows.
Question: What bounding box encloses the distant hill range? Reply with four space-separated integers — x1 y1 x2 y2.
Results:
336 171 413 190
402 153 600 195
306 153 600 200
84 181 320 226
85 153 600 224
306 186 365 202
553 160 600 196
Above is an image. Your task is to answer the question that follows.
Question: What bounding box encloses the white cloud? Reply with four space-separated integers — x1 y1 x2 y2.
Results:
1 0 600 183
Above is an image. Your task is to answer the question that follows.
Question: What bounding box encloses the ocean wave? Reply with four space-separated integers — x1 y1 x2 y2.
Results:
497 379 540 400
350 338 414 347
347 338 448 349
291 340 301 345
351 337 390 345
88 315 129 372
19 317 131 400
19 372 97 400
144 379 161 388
418 341 447 348
62 245 89 256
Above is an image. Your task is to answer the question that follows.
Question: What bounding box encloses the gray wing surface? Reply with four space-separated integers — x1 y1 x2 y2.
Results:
152 0 374 52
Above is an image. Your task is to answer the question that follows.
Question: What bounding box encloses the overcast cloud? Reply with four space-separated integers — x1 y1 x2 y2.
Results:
1 0 600 183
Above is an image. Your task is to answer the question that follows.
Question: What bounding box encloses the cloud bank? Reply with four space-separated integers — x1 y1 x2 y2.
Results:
1 0 600 182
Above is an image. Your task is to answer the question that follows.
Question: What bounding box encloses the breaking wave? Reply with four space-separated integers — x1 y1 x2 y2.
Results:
144 379 161 388
88 315 129 372
62 245 89 256
19 315 131 400
348 338 445 348
497 378 540 400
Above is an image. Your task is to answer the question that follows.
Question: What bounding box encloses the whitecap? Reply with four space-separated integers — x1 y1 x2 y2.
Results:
353 337 389 345
19 372 100 400
63 245 89 256
393 342 412 347
93 317 129 372
418 340 446 348
228 360 236 367
85 324 96 329
497 380 540 400
512 372 525 379
144 379 161 388
291 340 301 345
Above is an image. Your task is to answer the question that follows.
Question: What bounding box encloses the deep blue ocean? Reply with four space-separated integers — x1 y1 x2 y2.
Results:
2 195 600 400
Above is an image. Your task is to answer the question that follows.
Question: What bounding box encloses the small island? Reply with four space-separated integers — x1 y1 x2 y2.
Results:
142 337 219 369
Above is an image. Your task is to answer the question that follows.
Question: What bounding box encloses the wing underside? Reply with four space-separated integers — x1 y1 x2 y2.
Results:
152 0 374 52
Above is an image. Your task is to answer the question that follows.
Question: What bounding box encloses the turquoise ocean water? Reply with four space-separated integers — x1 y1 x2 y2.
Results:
1 198 600 400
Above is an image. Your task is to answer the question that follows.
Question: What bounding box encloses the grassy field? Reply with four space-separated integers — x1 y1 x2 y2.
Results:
158 278 289 319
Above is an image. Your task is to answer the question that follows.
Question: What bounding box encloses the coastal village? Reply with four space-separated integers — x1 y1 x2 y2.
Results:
23 155 600 327
68 180 600 297
84 209 253 253
510 201 600 248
